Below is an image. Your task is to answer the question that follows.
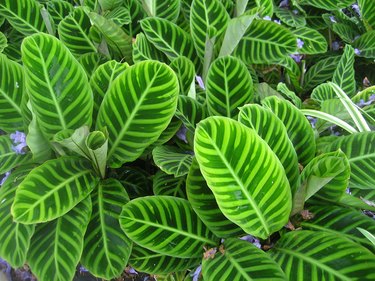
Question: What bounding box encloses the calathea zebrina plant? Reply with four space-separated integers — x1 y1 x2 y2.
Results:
1 0 375 280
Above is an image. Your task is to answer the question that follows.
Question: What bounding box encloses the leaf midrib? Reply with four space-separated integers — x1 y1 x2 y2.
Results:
348 152 375 162
0 88 23 116
0 4 42 34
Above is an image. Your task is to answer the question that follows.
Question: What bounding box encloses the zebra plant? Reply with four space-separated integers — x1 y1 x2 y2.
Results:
1 0 375 281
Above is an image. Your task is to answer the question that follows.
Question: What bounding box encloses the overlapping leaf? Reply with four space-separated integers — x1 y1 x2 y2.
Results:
132 33 169 63
11 157 99 224
27 197 92 281
358 0 375 31
175 96 207 132
81 179 132 280
153 171 187 198
170 56 195 96
21 33 93 139
270 230 375 280
96 60 179 167
78 52 108 78
255 0 273 17
0 135 32 174
352 30 375 58
332 45 356 97
293 26 327 54
120 196 218 258
275 8 306 27
47 0 73 24
300 0 357 11
194 117 292 239
206 56 253 118
202 238 287 281
142 0 180 22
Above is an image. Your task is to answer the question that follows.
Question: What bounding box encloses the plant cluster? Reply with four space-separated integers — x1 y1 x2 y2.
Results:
0 0 375 280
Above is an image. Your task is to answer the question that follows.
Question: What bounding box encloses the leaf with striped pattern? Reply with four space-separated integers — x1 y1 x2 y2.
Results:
323 132 375 189
238 104 300 194
0 53 26 132
123 0 147 37
190 0 230 60
27 197 91 281
90 60 128 122
21 33 93 139
358 0 375 31
0 165 35 268
99 0 123 11
350 188 375 204
0 0 47 35
141 0 180 22
206 56 253 118
274 8 306 28
0 135 32 174
332 23 360 43
234 19 297 64
262 96 316 166
332 44 356 97
299 0 356 11
88 11 133 63
129 245 200 275
132 33 169 63
202 238 287 281
270 230 375 281
175 96 207 133
311 82 336 103
152 145 194 177
81 179 132 280
303 55 341 91
96 61 179 168
255 0 273 17
293 26 327 54
140 17 197 63
353 30 375 59
47 0 73 24
0 31 7 52
146 117 183 151
170 56 196 96
194 117 292 239
78 52 108 79
153 170 187 198
58 7 97 56
11 157 99 224
186 158 244 238
120 196 218 258
301 205 375 250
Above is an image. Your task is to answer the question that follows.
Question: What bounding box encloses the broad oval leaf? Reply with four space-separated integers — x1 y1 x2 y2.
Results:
97 60 179 168
47 0 73 24
300 0 356 11
332 44 356 97
170 56 196 96
270 230 375 280
234 19 297 64
129 244 200 275
293 26 327 54
275 8 306 28
262 96 316 166
186 158 244 238
153 170 187 198
194 116 292 239
133 33 169 63
21 33 93 139
175 95 207 133
238 104 300 194
81 179 132 280
358 0 375 31
11 157 99 224
142 0 181 22
0 165 35 268
353 31 375 59
202 238 287 281
206 56 253 118
27 197 92 281
120 196 218 258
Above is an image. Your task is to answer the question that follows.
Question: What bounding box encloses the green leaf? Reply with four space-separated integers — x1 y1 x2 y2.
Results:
90 60 128 123
120 196 218 258
99 0 123 11
78 52 108 79
170 56 196 96
302 205 375 250
140 17 196 63
175 96 207 133
148 117 182 149
58 7 97 56
323 132 375 189
270 230 375 280
96 60 179 168
153 170 187 198
27 197 92 281
21 33 93 139
190 0 230 60
186 158 244 238
238 104 300 194
332 45 356 97
353 30 375 58
332 23 360 43
358 0 375 31
255 0 273 17
234 19 297 64
0 31 7 52
81 179 132 280
0 0 47 35
11 157 99 224
303 55 341 91
141 0 180 22
194 117 292 239
202 238 287 280
0 135 32 174
357 228 375 247
206 56 253 118
274 7 306 28
293 26 327 54
153 145 193 177
299 0 356 11
85 129 109 178
0 165 35 268
88 11 133 63
47 0 74 24
129 245 200 275
262 96 316 166
53 126 90 157
277 83 302 108
132 33 169 63
0 53 25 132
311 82 336 103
